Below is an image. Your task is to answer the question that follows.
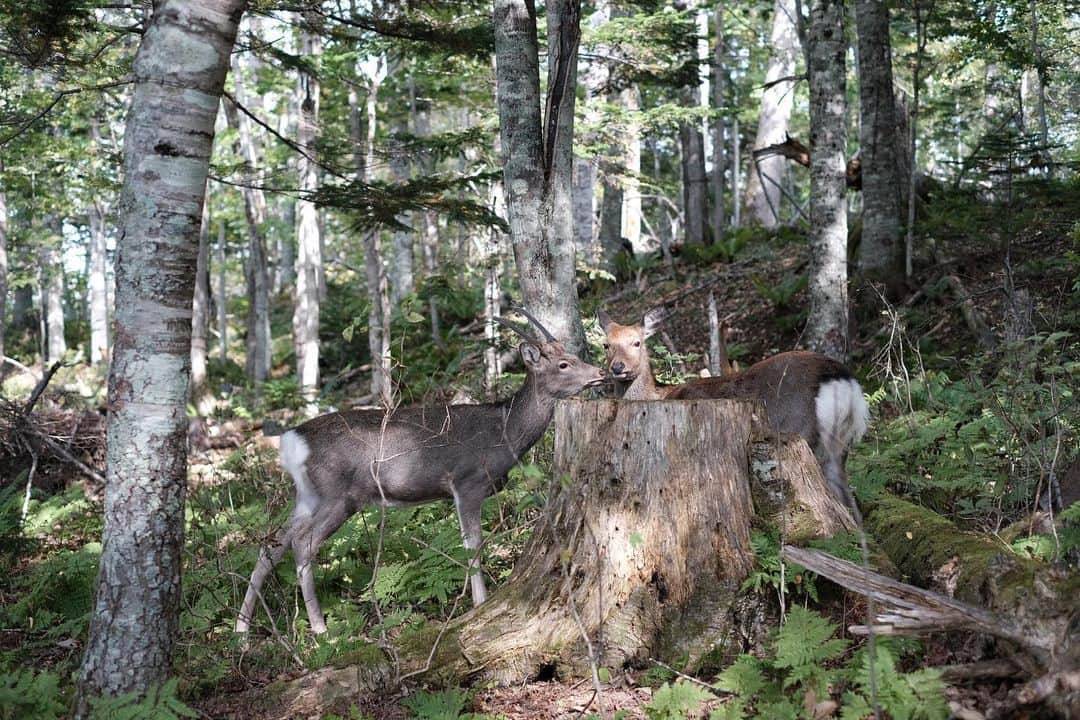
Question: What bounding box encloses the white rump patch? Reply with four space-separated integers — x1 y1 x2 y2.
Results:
280 430 317 517
815 378 871 454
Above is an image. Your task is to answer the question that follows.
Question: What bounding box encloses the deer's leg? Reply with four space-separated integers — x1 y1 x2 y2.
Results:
292 503 353 634
453 486 488 606
236 524 294 634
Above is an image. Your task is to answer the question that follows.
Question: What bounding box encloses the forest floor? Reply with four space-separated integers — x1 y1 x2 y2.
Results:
2 179 1078 719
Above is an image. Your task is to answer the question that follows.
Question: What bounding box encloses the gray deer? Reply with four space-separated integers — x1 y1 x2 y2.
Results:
236 310 605 635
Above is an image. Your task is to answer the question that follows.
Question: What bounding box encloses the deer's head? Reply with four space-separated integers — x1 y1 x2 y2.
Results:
597 307 667 383
498 307 605 398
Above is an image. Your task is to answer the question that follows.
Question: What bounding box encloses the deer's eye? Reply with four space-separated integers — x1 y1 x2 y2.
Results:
602 343 609 350
558 361 570 370
633 341 641 347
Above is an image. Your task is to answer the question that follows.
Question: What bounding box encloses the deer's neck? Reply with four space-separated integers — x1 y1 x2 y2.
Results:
620 365 663 400
502 375 557 455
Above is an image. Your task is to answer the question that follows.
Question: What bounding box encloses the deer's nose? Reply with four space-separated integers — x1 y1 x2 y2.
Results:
610 361 625 375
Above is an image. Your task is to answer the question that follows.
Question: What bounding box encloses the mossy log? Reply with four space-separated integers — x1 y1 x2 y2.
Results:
271 399 850 715
789 493 1079 717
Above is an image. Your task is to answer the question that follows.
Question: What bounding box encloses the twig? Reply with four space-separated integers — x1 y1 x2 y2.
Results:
20 452 39 527
647 657 732 696
23 360 64 414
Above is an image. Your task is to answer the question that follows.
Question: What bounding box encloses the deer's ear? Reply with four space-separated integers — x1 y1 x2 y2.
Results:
519 342 542 367
642 307 668 339
597 308 614 333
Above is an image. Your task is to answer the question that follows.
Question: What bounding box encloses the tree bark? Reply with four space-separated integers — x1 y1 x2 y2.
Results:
88 201 110 367
191 193 213 416
805 0 848 362
356 53 393 407
41 226 67 364
679 88 709 246
228 56 271 386
389 114 414 307
75 0 243 712
215 219 228 365
493 0 586 355
854 0 903 292
294 16 322 413
0 159 8 367
743 0 800 227
712 2 728 243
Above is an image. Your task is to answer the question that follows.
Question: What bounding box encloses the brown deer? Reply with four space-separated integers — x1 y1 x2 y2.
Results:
237 310 605 635
597 307 869 507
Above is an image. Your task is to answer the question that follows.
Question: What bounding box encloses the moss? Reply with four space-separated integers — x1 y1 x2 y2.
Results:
863 494 1042 607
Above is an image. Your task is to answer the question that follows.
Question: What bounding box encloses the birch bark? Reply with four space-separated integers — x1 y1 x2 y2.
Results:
293 16 322 412
805 0 848 361
75 0 243 711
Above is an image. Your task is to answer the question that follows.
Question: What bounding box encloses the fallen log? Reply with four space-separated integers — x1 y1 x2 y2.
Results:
786 492 1080 718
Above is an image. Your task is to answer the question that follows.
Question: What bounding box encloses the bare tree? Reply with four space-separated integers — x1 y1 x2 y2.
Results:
712 1 728 242
805 0 848 361
743 0 800 226
88 122 110 368
855 0 903 291
75 0 244 712
493 0 587 354
215 219 228 364
40 226 66 363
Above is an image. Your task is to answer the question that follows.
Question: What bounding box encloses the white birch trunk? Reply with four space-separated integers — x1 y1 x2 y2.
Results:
743 0 799 226
75 0 243 711
389 118 414 307
41 231 66 363
88 202 110 367
493 0 586 355
191 193 213 415
294 19 322 413
356 54 393 407
620 86 644 254
805 0 848 361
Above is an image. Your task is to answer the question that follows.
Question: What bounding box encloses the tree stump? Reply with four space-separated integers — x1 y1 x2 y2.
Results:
274 399 850 712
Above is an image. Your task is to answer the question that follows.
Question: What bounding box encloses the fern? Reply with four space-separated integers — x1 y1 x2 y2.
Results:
402 688 468 720
644 681 713 720
772 607 849 696
0 668 67 720
87 678 198 720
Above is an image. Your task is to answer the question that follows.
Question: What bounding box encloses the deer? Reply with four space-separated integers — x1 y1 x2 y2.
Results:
597 307 869 508
236 309 606 635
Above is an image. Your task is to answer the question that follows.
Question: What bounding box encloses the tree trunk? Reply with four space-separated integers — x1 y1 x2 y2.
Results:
356 53 393 407
227 60 271 386
190 194 213 416
743 0 800 227
41 229 67 364
1028 0 1050 165
0 159 8 366
269 399 855 714
75 0 243 712
294 17 322 413
389 115 414 307
805 0 848 362
88 201 110 367
854 0 903 292
712 2 728 242
215 220 228 365
493 0 586 355
598 157 624 268
679 88 709 246
620 87 644 254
